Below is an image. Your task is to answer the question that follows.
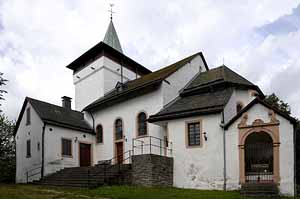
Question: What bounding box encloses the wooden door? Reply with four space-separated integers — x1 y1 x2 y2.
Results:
80 143 91 167
116 142 123 164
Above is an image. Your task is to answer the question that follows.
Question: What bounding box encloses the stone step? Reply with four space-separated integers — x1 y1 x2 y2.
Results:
34 164 132 188
32 181 98 188
240 183 279 198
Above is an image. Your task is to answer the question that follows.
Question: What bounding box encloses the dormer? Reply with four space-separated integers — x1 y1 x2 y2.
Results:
66 20 151 111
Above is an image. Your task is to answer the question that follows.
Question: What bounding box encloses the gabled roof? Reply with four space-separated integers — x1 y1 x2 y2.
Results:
84 52 208 111
148 88 233 122
103 20 123 53
66 42 151 75
14 97 93 135
182 65 263 96
224 97 298 129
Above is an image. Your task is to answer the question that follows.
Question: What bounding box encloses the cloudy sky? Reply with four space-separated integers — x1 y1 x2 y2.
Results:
0 0 300 120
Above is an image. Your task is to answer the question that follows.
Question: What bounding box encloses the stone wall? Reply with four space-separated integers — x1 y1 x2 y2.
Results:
131 154 173 187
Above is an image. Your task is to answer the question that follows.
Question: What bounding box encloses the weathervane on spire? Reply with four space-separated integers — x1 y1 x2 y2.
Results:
108 3 115 21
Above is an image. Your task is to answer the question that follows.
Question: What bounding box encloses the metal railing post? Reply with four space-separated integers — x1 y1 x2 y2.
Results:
141 141 144 155
150 136 152 154
26 171 28 183
104 164 107 184
87 169 90 188
132 139 134 156
160 139 162 156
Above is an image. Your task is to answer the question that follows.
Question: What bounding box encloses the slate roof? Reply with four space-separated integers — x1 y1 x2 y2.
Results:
148 65 264 122
148 88 233 122
14 97 93 135
184 65 262 93
83 52 208 111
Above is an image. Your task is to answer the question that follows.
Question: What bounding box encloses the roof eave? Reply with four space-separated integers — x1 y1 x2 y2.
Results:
66 42 151 74
43 119 94 134
148 106 223 123
83 79 163 111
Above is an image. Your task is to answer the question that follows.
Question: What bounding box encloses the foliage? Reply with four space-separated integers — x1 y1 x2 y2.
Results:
264 93 291 116
0 72 7 112
0 113 16 183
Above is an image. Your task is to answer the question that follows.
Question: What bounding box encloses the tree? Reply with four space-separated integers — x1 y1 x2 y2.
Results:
0 72 8 112
0 114 15 183
0 72 15 183
264 93 291 116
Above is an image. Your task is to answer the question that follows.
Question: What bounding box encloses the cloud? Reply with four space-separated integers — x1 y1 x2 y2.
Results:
257 4 300 36
0 0 300 120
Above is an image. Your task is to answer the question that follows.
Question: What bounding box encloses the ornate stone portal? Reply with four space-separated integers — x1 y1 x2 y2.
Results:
238 110 280 184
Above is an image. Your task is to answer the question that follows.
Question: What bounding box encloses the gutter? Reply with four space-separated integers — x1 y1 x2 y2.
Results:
41 123 46 179
86 110 95 131
220 111 227 191
293 124 297 198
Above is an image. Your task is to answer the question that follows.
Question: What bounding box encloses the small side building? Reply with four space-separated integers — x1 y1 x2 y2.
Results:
14 97 94 183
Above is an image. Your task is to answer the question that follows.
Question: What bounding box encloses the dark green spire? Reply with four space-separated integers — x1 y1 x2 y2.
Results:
103 20 123 53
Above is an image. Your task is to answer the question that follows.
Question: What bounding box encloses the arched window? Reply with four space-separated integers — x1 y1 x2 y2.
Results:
115 119 123 140
236 102 243 113
137 112 147 136
96 124 103 143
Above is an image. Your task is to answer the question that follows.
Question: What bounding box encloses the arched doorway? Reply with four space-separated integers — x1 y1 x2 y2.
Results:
244 132 273 183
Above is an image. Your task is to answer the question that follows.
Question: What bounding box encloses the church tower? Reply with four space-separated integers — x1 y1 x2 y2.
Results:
66 18 151 111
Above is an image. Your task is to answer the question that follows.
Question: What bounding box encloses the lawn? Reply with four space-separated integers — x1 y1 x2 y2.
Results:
0 184 295 199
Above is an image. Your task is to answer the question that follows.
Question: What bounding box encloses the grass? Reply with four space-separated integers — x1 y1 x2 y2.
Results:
0 184 296 199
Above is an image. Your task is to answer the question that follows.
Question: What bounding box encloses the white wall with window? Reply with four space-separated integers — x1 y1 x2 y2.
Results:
89 88 165 163
167 114 225 190
223 89 256 123
15 103 43 183
44 125 95 176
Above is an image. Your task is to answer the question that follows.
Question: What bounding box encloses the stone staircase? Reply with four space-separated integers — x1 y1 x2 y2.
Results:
32 164 132 188
240 183 279 198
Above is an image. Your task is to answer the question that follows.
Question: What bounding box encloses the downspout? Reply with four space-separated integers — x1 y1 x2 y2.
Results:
293 124 296 198
221 111 227 191
41 123 46 179
86 110 95 130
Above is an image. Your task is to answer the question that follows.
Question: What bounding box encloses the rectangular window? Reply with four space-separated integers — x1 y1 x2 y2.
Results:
26 107 31 125
26 140 31 158
187 122 201 147
62 138 72 156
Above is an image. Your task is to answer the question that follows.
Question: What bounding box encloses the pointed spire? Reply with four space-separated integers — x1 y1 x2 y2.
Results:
103 5 123 53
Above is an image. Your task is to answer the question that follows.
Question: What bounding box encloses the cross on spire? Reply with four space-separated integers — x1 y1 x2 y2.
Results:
108 3 115 21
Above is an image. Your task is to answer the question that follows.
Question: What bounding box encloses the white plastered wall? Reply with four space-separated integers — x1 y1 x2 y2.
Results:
15 102 43 183
223 89 256 124
162 55 207 106
88 87 166 163
167 114 225 190
73 56 139 111
43 125 95 176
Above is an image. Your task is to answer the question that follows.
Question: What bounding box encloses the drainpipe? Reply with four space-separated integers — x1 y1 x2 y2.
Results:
41 123 46 179
293 124 296 198
86 110 95 130
221 111 227 191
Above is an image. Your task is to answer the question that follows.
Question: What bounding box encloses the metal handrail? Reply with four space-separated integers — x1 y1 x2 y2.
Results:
26 165 42 183
132 135 173 157
25 159 63 183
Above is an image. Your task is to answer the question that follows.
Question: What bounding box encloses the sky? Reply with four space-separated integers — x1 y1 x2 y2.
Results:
0 0 300 120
